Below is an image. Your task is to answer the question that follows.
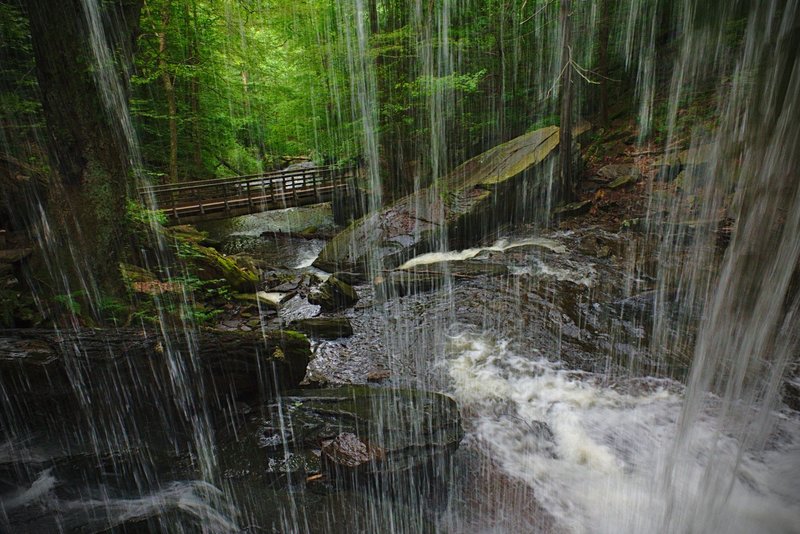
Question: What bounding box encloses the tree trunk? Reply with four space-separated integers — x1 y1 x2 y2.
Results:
597 0 611 127
188 1 203 177
559 0 574 199
25 0 144 291
158 1 178 183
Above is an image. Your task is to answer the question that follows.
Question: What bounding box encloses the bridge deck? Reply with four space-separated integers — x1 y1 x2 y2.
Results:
138 166 355 224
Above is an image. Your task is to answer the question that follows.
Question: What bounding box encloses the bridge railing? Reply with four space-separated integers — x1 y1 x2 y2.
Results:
138 165 356 220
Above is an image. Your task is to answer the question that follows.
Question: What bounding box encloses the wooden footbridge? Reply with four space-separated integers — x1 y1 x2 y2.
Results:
138 165 358 224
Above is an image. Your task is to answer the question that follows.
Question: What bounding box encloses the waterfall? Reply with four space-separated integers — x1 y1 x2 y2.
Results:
1 0 798 532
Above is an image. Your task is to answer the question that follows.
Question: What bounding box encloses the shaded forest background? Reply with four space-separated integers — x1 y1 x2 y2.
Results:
2 0 719 197
0 0 749 306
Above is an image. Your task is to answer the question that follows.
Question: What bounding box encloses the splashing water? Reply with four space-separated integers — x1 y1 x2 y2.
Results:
447 334 800 534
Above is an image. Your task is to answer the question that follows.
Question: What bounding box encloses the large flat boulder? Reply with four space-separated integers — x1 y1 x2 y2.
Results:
314 123 590 274
220 386 463 484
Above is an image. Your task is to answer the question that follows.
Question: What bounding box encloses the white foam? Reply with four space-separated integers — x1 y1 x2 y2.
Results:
447 333 800 534
398 237 566 270
1 469 56 511
3 477 238 533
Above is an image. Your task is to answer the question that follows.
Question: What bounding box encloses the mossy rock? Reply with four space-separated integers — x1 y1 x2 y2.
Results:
308 276 359 312
596 163 640 182
608 174 639 190
169 224 221 249
553 199 592 217
186 243 258 292
288 317 354 339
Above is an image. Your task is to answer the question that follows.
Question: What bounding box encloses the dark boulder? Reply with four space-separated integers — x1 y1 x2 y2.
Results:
0 328 312 413
221 386 463 485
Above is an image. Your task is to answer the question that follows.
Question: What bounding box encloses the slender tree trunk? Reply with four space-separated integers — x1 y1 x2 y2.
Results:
597 0 611 127
157 1 178 183
188 1 202 177
559 0 574 199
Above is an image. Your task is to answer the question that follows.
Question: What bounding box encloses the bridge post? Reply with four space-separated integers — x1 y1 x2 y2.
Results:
223 182 230 215
247 179 253 213
331 169 366 225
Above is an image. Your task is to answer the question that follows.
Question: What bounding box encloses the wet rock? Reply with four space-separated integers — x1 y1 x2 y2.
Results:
577 234 619 259
378 260 508 297
308 276 359 312
0 328 312 411
553 199 592 217
367 370 391 383
652 153 683 181
223 386 463 485
288 317 354 339
332 271 367 285
607 174 639 190
232 292 280 311
272 281 299 292
597 163 640 182
321 432 385 470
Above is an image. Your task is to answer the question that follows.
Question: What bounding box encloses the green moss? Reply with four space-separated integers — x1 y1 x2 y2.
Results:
176 239 258 292
279 329 310 342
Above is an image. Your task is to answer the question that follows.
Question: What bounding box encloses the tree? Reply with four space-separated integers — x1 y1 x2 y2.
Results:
25 0 144 290
155 0 178 183
597 0 611 127
559 0 574 199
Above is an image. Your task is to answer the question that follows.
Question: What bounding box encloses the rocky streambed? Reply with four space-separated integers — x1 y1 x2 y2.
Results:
2 126 759 533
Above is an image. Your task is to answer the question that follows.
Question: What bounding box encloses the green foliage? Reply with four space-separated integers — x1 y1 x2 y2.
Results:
401 70 487 98
97 296 129 325
53 290 87 316
528 115 560 131
126 199 168 227
181 305 223 324
132 0 331 180
0 3 43 156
